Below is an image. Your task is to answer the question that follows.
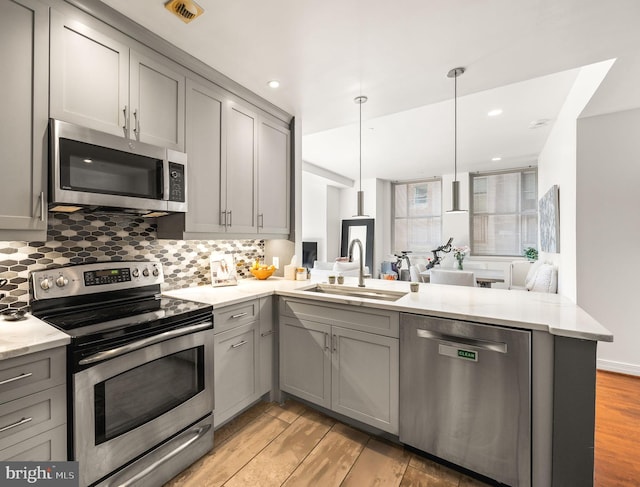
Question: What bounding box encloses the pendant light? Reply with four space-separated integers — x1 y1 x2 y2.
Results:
354 95 368 217
446 67 467 213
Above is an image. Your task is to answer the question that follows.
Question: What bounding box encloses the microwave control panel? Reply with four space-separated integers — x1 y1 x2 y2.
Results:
168 162 185 202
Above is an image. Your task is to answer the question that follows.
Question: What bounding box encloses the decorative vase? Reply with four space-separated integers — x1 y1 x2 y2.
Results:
456 256 464 270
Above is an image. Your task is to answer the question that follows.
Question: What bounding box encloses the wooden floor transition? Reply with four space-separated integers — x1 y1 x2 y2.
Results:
165 371 640 487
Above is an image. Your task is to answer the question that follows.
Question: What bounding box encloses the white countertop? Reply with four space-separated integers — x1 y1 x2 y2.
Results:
0 313 70 360
166 276 613 342
0 275 612 361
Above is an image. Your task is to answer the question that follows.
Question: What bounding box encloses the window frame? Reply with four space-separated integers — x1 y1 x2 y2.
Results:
391 177 443 253
469 167 538 257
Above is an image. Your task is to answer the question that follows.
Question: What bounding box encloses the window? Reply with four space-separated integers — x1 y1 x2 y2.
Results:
470 168 538 256
393 179 442 252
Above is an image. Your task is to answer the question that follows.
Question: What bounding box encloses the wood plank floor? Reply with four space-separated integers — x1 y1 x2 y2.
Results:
164 400 489 487
595 371 640 486
165 371 640 487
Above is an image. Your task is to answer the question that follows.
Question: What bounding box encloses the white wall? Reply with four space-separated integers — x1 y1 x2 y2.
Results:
577 108 640 375
536 60 613 302
301 172 328 262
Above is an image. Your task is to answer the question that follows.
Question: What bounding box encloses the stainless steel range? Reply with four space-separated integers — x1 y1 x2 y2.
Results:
30 261 214 487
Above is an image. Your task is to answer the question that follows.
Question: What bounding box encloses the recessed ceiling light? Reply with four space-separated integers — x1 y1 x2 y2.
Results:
83 159 93 164
529 118 551 129
267 80 280 89
488 109 503 117
491 157 502 162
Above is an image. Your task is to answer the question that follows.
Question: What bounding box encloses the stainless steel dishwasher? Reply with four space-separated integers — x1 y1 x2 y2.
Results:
400 313 531 486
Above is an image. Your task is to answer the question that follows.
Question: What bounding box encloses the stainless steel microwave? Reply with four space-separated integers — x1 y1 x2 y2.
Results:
49 119 187 216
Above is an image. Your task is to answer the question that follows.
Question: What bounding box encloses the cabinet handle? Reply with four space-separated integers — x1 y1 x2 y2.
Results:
324 332 330 351
258 213 264 229
133 109 140 139
0 372 33 386
261 330 273 337
39 192 45 221
220 211 227 228
230 312 248 319
0 417 32 433
122 105 128 135
227 210 233 227
231 340 248 349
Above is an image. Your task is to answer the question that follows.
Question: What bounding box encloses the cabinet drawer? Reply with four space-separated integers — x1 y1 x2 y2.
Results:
0 385 66 451
279 297 399 338
0 347 66 404
215 300 259 334
0 424 67 461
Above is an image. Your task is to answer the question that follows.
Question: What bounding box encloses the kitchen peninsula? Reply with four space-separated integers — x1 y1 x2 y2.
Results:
165 275 612 487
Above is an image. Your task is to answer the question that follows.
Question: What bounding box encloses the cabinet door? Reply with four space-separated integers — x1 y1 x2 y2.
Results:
279 316 331 409
130 51 185 150
224 101 258 233
0 0 48 241
213 322 259 427
183 79 226 233
50 12 129 137
258 118 290 235
331 327 399 434
259 297 274 396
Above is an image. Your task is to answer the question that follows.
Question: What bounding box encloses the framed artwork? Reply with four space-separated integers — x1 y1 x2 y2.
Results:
539 185 560 253
340 218 374 271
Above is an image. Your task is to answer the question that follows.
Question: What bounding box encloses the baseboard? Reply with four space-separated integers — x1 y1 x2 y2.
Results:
597 359 640 376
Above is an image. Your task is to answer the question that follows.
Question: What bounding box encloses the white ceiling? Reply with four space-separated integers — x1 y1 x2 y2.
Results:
99 0 640 180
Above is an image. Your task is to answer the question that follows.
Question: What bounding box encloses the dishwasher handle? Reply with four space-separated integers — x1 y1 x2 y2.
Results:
416 329 507 353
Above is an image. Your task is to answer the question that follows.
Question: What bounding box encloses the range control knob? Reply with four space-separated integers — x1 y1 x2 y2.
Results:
142 268 150 277
132 268 140 278
40 278 51 290
152 268 159 277
171 170 179 179
56 276 69 288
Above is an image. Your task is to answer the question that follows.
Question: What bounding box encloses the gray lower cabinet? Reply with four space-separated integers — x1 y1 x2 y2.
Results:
213 302 261 428
0 347 67 461
259 297 275 396
0 0 49 241
279 297 399 434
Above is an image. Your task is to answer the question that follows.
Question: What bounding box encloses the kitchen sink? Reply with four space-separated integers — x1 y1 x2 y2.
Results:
304 284 407 302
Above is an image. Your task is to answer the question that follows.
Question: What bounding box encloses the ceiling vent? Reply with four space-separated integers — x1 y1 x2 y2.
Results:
164 0 204 23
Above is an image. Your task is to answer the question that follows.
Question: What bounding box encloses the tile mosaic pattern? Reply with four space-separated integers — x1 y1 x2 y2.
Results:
0 212 264 311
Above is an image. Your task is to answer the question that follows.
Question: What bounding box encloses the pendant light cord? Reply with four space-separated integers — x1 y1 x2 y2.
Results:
359 98 362 192
454 71 458 183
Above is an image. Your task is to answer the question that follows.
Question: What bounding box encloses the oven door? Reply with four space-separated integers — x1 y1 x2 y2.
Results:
73 326 213 486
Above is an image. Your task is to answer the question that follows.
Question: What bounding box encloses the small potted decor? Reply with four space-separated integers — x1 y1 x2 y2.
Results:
523 247 538 261
452 246 470 270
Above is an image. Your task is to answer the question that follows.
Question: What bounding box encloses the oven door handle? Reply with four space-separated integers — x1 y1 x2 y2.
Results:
79 321 213 366
106 422 212 487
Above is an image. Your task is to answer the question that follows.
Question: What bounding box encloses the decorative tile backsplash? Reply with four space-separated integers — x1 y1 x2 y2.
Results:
0 212 264 311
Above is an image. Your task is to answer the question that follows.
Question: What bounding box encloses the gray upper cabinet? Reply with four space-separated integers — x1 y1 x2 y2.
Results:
180 79 226 234
258 118 291 235
224 101 259 234
129 51 185 150
50 12 185 151
0 0 49 241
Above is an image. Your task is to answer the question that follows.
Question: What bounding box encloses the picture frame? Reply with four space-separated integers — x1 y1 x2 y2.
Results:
539 185 560 253
340 218 374 271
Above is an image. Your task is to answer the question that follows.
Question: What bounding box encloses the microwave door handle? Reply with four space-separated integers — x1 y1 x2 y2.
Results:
78 321 212 366
163 157 169 201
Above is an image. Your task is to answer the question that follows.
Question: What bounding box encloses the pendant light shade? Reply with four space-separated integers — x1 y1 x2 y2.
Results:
354 95 368 217
446 67 467 213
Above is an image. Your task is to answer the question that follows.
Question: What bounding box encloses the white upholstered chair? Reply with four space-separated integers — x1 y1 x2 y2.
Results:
509 261 533 290
430 269 476 287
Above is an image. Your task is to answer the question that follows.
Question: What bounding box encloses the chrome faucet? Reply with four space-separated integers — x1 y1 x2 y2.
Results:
348 238 365 288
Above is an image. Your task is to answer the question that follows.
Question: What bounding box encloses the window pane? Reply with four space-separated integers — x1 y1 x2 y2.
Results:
471 168 538 256
392 179 441 253
395 185 407 218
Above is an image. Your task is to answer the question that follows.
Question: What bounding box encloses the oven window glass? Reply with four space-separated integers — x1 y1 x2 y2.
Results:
94 346 204 444
59 138 163 199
